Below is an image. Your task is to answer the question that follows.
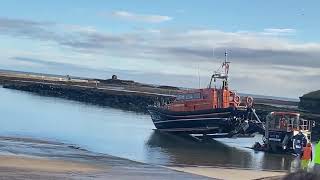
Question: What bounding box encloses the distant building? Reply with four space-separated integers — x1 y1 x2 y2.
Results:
66 75 71 81
102 75 135 85
112 75 118 80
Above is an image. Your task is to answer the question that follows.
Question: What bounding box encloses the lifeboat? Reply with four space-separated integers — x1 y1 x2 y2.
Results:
148 52 264 135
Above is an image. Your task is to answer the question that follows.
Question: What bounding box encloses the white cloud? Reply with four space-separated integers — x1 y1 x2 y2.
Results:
262 28 296 36
61 24 97 33
1 17 319 70
110 10 172 23
0 17 320 97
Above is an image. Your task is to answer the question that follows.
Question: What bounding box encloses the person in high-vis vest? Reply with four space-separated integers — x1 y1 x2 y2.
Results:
301 143 312 171
314 141 320 172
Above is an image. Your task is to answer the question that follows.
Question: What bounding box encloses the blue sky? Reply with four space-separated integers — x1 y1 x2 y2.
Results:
0 0 320 98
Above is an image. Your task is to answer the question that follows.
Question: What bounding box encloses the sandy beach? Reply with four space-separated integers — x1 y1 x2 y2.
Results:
0 155 101 173
0 136 290 180
0 155 288 180
167 166 286 180
0 155 104 180
0 136 213 180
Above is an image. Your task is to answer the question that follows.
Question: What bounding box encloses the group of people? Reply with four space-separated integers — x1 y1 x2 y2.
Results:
293 131 320 172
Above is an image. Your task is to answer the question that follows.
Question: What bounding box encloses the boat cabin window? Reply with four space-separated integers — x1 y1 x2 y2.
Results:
176 93 201 101
193 93 201 99
176 94 185 101
185 93 193 100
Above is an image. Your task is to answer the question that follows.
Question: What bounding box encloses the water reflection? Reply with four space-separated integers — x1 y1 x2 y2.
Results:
146 131 297 171
258 152 297 171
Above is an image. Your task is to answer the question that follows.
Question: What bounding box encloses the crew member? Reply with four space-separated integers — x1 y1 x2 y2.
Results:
293 131 307 156
301 143 312 171
280 118 287 130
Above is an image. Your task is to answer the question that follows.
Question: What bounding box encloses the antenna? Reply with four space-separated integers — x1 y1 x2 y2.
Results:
223 50 230 78
225 50 227 62
224 50 227 75
198 64 201 89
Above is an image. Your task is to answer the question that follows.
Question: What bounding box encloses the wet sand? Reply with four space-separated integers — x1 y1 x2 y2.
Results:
0 136 290 179
0 155 287 180
0 155 101 173
168 166 286 180
0 155 104 180
0 136 213 179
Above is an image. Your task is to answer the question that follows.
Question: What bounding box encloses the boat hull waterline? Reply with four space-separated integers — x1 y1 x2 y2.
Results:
147 106 258 134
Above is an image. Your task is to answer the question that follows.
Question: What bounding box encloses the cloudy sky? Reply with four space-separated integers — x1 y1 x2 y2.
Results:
0 0 319 98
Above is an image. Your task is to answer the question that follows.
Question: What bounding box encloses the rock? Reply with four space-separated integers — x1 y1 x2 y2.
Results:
2 81 173 113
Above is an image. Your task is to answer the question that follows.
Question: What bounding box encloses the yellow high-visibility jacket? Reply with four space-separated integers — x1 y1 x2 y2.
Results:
314 141 320 164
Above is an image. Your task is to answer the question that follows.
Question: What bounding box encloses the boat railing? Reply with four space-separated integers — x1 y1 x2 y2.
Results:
299 118 313 131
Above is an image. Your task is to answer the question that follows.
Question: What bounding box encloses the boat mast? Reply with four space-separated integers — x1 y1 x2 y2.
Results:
224 51 228 77
222 50 230 89
208 50 230 89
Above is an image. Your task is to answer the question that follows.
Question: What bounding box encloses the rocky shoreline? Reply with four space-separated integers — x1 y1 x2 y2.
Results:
0 72 174 113
2 81 171 113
